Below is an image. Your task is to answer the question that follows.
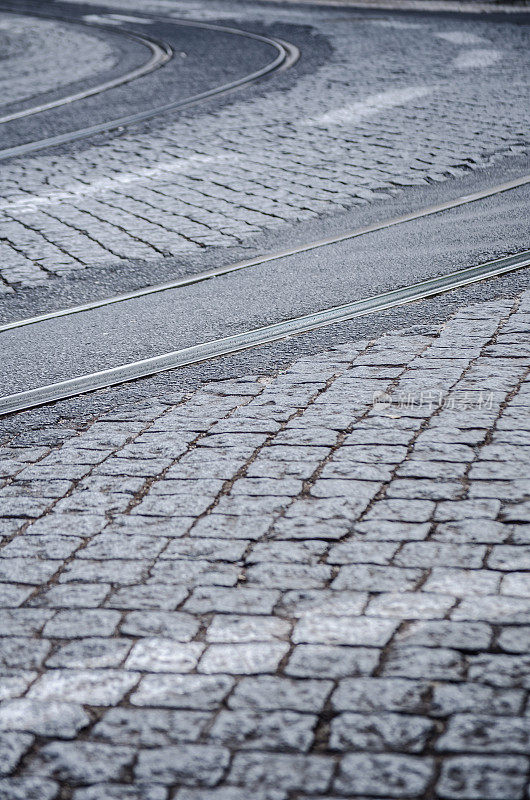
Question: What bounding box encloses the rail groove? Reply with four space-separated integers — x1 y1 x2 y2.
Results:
1 250 528 417
2 174 528 333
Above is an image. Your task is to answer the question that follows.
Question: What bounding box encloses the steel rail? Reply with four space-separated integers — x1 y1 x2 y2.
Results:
2 173 528 333
0 11 299 162
1 250 528 417
0 25 172 124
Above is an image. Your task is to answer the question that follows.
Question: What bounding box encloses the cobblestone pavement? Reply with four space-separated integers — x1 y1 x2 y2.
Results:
0 289 529 799
0 1 528 291
0 12 118 108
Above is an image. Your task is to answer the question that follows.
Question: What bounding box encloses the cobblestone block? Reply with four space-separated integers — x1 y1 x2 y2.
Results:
45 638 132 669
228 752 334 793
286 645 379 678
208 709 316 751
199 642 288 674
131 674 234 709
437 756 528 799
293 615 397 646
437 714 530 753
332 678 428 713
0 700 89 738
330 712 435 752
25 741 135 784
0 731 33 776
91 707 210 746
0 777 59 800
135 745 229 785
334 752 434 796
27 670 139 705
125 639 204 672
228 676 332 712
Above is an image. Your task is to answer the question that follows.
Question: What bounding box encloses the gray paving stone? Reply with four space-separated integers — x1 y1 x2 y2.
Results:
183 586 280 614
28 670 139 705
26 741 135 784
332 678 428 713
332 565 422 592
131 674 234 709
91 708 211 746
72 786 168 800
0 638 50 670
437 756 528 799
228 676 332 713
330 711 435 752
0 777 59 800
199 642 288 674
42 609 121 638
437 714 530 754
228 752 334 793
431 683 523 717
206 615 290 643
125 639 204 672
286 645 379 679
382 646 464 680
135 744 229 785
45 638 132 669
293 615 397 646
0 700 88 738
394 621 492 650
120 611 199 640
208 709 316 751
0 731 34 776
334 752 434 796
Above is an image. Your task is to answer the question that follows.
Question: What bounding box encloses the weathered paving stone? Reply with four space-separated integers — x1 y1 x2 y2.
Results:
436 715 530 754
125 640 205 672
25 741 135 784
120 610 199 640
228 752 334 793
72 786 168 800
199 642 289 674
27 670 139 705
131 674 234 709
91 708 211 746
228 676 332 712
0 731 34 776
437 756 529 799
334 752 434 796
208 709 316 751
292 615 397 646
1 285 530 798
0 700 89 738
331 678 428 713
134 744 229 785
45 638 132 669
330 712 436 752
286 645 379 678
0 777 59 800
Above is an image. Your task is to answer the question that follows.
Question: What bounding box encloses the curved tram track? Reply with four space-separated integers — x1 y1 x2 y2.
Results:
0 6 299 161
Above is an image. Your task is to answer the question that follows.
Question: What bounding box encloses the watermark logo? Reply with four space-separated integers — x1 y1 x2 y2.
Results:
372 389 494 413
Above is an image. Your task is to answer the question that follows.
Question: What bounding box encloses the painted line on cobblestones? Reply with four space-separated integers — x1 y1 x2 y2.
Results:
0 250 528 417
0 14 299 161
1 173 528 333
0 22 172 124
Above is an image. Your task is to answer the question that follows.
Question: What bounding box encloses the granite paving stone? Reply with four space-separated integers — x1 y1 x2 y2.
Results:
1 291 529 796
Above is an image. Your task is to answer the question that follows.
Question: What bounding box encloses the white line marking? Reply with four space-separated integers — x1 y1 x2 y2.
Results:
107 14 154 24
304 86 432 128
453 49 503 69
371 20 425 29
436 32 488 45
82 14 122 25
0 155 235 213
